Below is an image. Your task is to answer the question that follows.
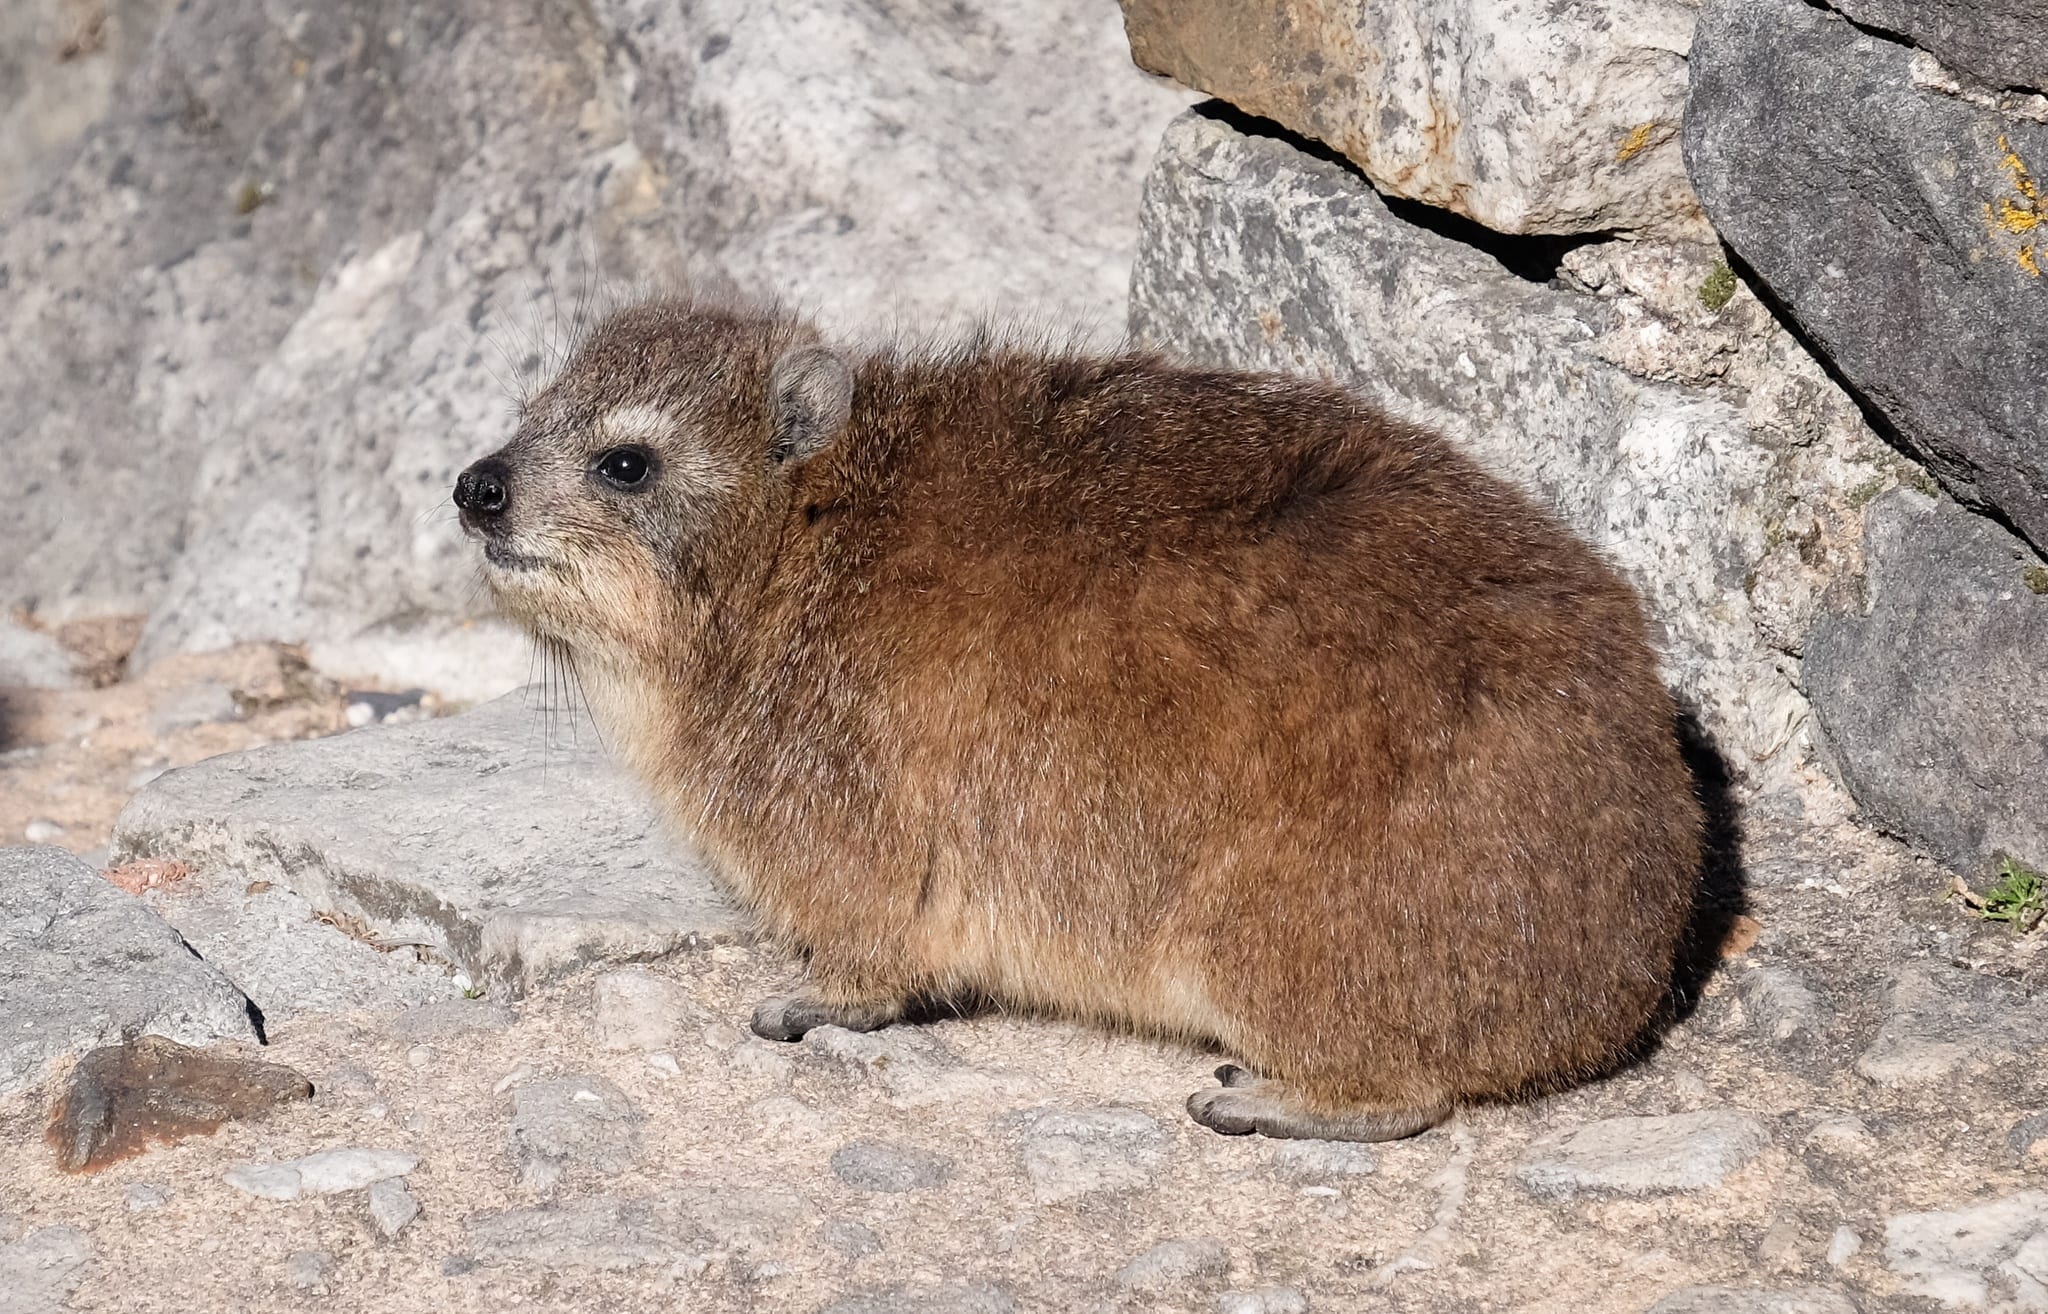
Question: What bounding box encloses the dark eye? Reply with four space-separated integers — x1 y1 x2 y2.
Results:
592 446 652 490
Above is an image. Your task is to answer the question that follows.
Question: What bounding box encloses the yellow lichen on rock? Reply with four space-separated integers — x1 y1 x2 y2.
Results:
1615 121 1656 165
1986 134 2041 276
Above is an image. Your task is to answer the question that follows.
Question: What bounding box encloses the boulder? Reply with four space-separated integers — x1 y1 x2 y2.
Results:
0 0 1188 688
1128 107 1892 776
0 846 259 1097
1804 491 2048 874
1829 0 2048 92
109 687 747 993
1118 0 1703 236
1685 0 2048 554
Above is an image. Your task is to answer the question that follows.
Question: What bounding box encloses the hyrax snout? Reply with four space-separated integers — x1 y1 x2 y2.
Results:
458 297 1704 1142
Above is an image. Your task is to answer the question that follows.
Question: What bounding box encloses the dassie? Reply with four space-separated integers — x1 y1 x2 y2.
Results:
455 296 1704 1141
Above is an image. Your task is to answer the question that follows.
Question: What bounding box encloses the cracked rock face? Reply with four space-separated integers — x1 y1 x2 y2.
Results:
1685 0 2048 556
1119 0 1705 236
0 846 259 1098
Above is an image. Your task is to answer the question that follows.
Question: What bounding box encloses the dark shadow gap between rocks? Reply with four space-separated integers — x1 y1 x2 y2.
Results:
1188 99 1610 285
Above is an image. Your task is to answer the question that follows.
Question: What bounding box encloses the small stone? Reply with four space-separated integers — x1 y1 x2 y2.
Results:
1217 1286 1308 1314
646 1052 681 1078
1268 1140 1377 1182
491 1061 536 1095
592 968 695 1051
47 1036 313 1173
23 820 64 844
285 1248 335 1293
830 1141 953 1193
320 1065 378 1099
1857 964 2048 1087
368 1178 420 1238
1803 1114 1874 1159
295 1148 416 1194
1645 1289 1858 1314
1758 1218 1804 1271
2008 1112 2048 1167
405 1045 432 1070
1003 1105 1167 1203
1883 1190 2048 1308
124 1183 171 1211
440 1255 477 1276
1737 964 1826 1046
820 1218 882 1257
729 1039 796 1083
507 1075 644 1188
1117 1238 1229 1292
1517 1110 1772 1199
0 1226 92 1309
224 1162 304 1201
1826 1226 1862 1268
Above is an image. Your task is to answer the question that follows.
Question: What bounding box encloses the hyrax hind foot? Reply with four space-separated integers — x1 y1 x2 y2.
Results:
1188 1067 1447 1142
750 991 905 1042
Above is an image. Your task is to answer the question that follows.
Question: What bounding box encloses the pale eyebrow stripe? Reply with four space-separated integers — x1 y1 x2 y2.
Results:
596 403 675 445
597 403 733 493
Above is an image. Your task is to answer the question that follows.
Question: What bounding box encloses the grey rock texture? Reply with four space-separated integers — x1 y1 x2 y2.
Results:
1119 0 1702 236
1735 962 1827 1047
0 618 77 690
0 845 257 1097
1516 1110 1773 1199
1002 1105 1167 1203
1116 1238 1229 1292
0 1226 92 1314
1805 491 2048 873
110 688 746 993
465 1188 812 1271
0 0 169 212
1883 1191 2048 1309
1830 0 2048 93
1685 0 2048 553
367 1178 420 1238
1130 108 1891 777
1646 1289 1859 1314
823 1283 1017 1314
1856 962 2048 1087
0 0 1187 688
506 1074 644 1189
829 1141 953 1193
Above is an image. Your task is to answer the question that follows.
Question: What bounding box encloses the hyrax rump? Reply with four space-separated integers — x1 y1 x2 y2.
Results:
455 297 1704 1141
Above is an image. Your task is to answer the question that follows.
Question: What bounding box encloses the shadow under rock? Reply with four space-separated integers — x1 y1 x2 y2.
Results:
1653 708 1751 1035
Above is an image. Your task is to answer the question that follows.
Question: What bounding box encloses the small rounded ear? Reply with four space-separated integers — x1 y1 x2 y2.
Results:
768 344 853 465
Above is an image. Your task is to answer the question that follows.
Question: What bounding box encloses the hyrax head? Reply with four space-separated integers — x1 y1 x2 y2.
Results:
454 300 852 664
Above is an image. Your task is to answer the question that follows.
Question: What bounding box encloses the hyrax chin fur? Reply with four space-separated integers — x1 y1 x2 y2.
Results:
455 295 1705 1142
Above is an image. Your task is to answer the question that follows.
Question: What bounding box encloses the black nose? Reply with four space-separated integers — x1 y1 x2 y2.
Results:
454 459 509 522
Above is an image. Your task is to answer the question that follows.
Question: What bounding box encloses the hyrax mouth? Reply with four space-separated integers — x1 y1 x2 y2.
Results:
481 541 550 572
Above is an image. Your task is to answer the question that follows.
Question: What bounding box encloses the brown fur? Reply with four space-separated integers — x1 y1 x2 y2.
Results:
460 296 1704 1130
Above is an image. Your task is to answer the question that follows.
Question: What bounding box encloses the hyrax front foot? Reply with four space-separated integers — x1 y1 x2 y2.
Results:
750 991 906 1042
1187 1074 1447 1143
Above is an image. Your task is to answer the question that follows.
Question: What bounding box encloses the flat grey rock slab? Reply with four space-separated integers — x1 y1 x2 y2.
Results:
1685 0 2048 554
0 617 76 690
1883 1190 2048 1309
465 1187 813 1271
0 845 258 1098
1647 1289 1859 1314
1516 1109 1773 1199
1856 962 2048 1087
1804 491 2048 876
0 1225 93 1314
110 689 748 994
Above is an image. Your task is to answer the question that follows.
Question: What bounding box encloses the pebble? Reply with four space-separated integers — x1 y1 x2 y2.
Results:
23 819 64 844
405 1045 433 1070
830 1141 953 1193
286 1249 336 1294
1217 1286 1308 1314
591 967 695 1051
729 1039 797 1083
1803 1114 1875 1159
1826 1226 1862 1268
1737 963 1826 1045
508 1074 644 1189
1267 1140 1377 1182
225 1162 306 1202
646 1052 682 1078
2008 1111 2048 1166
820 1218 883 1257
368 1178 420 1238
1646 1289 1858 1314
492 1061 536 1095
295 1148 418 1194
1516 1110 1772 1199
124 1183 171 1211
1116 1238 1229 1292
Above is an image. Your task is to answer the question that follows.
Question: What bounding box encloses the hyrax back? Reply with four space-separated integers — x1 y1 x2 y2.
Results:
458 298 1704 1140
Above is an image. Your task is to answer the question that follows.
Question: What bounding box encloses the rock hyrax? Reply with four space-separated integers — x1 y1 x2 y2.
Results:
455 296 1704 1141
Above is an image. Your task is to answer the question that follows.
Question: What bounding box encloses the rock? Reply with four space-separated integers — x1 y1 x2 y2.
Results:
0 0 171 211
1827 1227 1864 1268
45 1034 312 1173
0 0 1184 672
1516 1110 1773 1199
1883 1191 2048 1309
0 1225 92 1314
1804 492 2048 874
1267 1140 1377 1183
20 822 63 845
148 680 238 734
0 618 76 690
293 1148 418 1195
591 968 695 1052
466 1188 811 1270
799 1023 1033 1105
1129 107 1875 777
822 1282 1018 1314
1646 1289 1859 1314
1116 1238 1230 1292
1825 0 2046 114
223 1163 304 1203
1856 962 2048 1086
0 846 259 1098
1804 1115 1877 1160
1001 1105 1167 1203
1736 963 1827 1047
829 1141 953 1193
367 1179 420 1239
123 1183 170 1211
1119 0 1701 236
1684 0 2048 554
2010 1113 2048 1168
820 1219 882 1258
1217 1287 1309 1314
387 1001 517 1043
110 690 746 994
284 1249 335 1294
506 1075 643 1189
